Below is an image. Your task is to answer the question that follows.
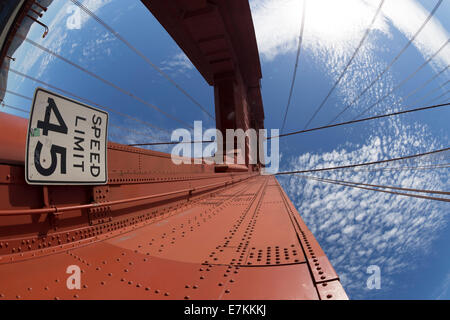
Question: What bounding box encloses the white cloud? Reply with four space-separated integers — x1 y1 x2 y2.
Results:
17 0 113 78
433 272 450 299
250 0 450 118
381 0 450 72
279 116 450 298
251 0 449 67
108 120 172 154
251 0 390 61
161 52 194 76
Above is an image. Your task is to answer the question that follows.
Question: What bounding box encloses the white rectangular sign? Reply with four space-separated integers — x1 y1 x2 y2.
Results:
26 88 108 185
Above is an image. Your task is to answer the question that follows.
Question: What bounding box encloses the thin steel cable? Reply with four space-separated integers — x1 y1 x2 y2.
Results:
411 81 450 107
0 90 170 138
0 88 33 101
303 0 385 129
128 140 215 147
402 64 449 103
275 147 450 175
20 35 192 129
343 163 450 173
294 174 450 203
280 0 306 134
7 67 170 134
353 38 449 120
268 102 450 139
327 0 444 125
0 102 28 113
424 89 450 105
303 174 449 195
109 124 161 141
69 0 214 121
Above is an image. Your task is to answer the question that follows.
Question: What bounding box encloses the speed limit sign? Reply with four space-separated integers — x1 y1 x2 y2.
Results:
25 88 108 185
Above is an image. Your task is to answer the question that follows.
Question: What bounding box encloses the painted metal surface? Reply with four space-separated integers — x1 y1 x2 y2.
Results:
0 154 346 299
141 0 264 167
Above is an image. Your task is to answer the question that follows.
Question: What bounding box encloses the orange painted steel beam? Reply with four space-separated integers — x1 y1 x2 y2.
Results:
0 178 250 216
141 0 265 167
0 112 27 164
0 169 347 299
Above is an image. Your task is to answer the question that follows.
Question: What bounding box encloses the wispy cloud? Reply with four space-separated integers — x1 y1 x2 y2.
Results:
161 52 194 77
108 119 172 154
16 0 113 79
433 272 450 299
251 0 449 69
279 118 450 298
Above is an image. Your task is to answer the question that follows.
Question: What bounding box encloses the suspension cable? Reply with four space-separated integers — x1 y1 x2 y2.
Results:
412 82 450 107
275 147 450 175
268 102 449 139
0 88 33 101
128 140 214 147
280 0 306 134
342 163 450 173
20 35 192 129
69 0 214 121
7 67 170 134
353 38 449 120
301 174 449 195
292 174 450 203
402 64 449 104
327 0 443 125
108 123 164 142
303 0 385 129
425 88 450 105
0 102 28 113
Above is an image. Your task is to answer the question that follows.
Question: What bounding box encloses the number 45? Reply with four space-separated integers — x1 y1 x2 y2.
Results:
34 98 68 176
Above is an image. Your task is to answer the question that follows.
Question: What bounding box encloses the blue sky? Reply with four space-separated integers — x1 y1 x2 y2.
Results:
1 0 449 299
